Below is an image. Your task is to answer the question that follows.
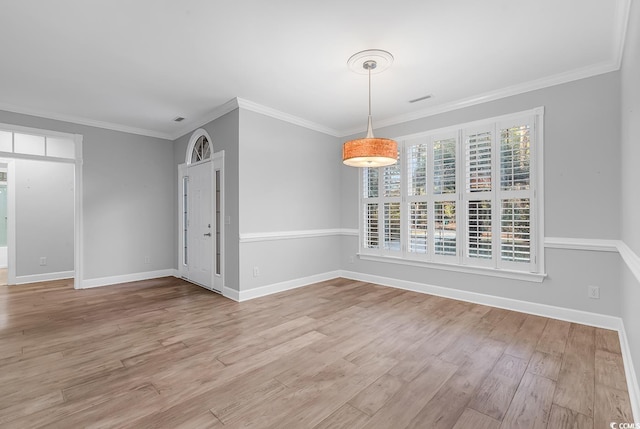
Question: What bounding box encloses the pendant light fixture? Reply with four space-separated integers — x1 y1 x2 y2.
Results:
343 50 398 168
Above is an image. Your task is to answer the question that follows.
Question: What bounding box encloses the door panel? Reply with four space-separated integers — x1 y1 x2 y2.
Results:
187 161 213 289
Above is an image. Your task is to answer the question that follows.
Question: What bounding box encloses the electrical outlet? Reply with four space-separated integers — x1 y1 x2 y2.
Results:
144 256 151 264
588 285 600 299
39 257 47 266
349 256 355 264
253 266 259 277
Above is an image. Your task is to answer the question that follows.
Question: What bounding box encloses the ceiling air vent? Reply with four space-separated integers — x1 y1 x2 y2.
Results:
173 116 185 122
409 94 432 103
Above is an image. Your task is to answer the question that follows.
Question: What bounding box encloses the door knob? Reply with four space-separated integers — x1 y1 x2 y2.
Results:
204 232 212 237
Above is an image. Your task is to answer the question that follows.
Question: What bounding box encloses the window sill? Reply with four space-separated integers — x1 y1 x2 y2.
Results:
357 253 546 283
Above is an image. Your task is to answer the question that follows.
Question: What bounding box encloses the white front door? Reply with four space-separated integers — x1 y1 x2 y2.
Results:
186 160 213 289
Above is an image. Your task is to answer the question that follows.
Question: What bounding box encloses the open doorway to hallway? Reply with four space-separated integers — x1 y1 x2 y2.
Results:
0 123 81 287
0 164 7 285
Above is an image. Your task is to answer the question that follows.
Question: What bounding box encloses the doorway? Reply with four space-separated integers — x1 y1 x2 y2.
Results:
0 124 82 288
0 164 7 285
178 130 224 293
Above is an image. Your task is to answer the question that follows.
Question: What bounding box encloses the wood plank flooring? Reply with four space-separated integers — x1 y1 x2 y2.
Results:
0 277 633 428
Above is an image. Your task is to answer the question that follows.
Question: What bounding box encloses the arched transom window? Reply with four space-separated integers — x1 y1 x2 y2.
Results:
191 135 212 164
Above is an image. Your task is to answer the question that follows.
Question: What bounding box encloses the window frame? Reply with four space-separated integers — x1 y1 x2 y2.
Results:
358 107 545 282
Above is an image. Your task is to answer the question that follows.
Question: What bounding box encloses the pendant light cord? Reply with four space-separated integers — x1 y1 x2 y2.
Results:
368 66 372 117
365 62 374 138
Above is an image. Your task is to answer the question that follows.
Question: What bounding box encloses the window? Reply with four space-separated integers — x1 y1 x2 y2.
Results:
190 135 212 164
0 127 76 159
360 108 543 277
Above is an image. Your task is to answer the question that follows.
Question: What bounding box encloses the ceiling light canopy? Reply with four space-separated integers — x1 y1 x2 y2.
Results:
343 50 398 168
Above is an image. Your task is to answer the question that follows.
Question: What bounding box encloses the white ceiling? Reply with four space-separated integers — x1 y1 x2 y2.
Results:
0 0 630 140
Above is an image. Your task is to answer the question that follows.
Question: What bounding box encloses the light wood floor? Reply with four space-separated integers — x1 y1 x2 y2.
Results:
0 277 633 428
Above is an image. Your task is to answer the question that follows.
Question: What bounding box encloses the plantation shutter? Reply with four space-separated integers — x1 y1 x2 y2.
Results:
431 135 458 261
381 154 401 253
463 127 495 267
362 168 379 249
406 140 428 256
497 119 535 271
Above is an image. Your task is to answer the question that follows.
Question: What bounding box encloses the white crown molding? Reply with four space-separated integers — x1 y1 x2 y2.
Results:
340 61 621 138
614 0 633 70
236 98 341 137
0 101 173 140
170 98 241 140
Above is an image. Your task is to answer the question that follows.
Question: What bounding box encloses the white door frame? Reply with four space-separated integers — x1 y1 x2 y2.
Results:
177 151 225 292
212 151 225 292
179 128 225 293
3 159 16 284
0 123 82 288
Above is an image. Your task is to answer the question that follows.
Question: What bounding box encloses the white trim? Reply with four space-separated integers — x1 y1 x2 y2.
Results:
0 103 171 140
5 159 16 285
239 228 355 243
178 163 187 280
236 98 340 137
233 271 342 302
339 270 621 330
544 237 620 252
73 135 83 290
185 129 214 164
619 321 640 422
81 269 178 289
341 228 359 236
535 109 546 275
15 271 74 285
0 151 75 164
541 237 640 285
222 286 240 302
171 99 240 140
172 97 341 140
613 0 633 70
213 151 226 292
0 124 82 288
619 241 640 285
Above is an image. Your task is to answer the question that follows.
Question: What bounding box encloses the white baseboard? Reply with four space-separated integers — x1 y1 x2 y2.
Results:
235 270 342 302
619 322 640 422
223 286 240 301
15 270 74 285
338 270 622 330
81 269 178 289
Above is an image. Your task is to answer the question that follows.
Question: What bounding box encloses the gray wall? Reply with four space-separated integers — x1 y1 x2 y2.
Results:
0 109 175 282
340 72 623 316
621 0 640 395
15 159 74 277
238 109 342 291
83 127 174 279
173 109 240 292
